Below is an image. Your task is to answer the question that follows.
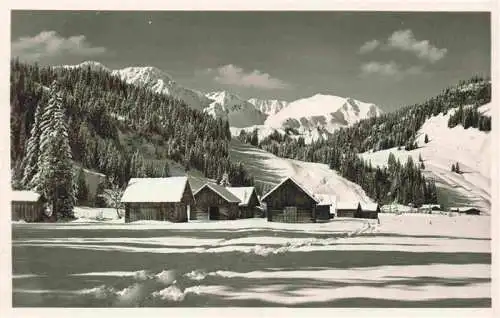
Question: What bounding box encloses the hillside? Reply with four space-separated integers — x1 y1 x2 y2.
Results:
359 104 491 212
62 61 384 142
10 60 254 198
230 138 374 204
64 61 213 112
235 76 491 207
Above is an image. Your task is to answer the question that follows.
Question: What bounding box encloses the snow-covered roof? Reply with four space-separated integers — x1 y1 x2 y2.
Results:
336 202 360 210
360 203 380 211
421 204 441 209
315 193 336 206
193 183 241 203
121 177 190 203
261 177 319 203
226 187 258 206
11 190 42 202
449 206 481 212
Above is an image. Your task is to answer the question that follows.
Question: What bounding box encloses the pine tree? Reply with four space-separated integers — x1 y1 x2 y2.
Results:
33 81 76 219
21 102 44 188
451 163 456 173
455 162 461 174
424 134 429 144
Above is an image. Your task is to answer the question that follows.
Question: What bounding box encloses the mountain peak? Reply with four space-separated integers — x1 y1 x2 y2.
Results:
62 60 110 72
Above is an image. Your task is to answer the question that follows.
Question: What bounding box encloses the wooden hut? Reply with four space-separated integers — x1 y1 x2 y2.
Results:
226 187 260 218
11 190 46 222
192 183 241 220
120 177 195 223
261 177 319 223
449 206 481 215
359 203 380 219
336 202 361 218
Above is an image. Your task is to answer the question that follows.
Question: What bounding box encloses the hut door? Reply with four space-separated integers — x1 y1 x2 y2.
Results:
284 206 297 223
209 206 220 220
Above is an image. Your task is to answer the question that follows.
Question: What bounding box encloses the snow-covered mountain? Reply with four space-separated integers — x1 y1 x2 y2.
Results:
265 94 382 131
62 61 381 136
62 62 212 111
247 98 289 116
205 91 267 128
234 94 383 143
111 66 212 111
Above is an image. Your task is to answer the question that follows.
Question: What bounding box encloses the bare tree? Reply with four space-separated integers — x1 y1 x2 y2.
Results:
98 177 125 219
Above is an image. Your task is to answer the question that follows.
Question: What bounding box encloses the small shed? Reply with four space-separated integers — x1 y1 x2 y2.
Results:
121 177 195 223
192 183 241 220
421 204 442 211
261 177 319 223
359 203 380 219
315 194 336 221
449 206 481 215
336 202 362 218
226 187 260 218
11 190 46 222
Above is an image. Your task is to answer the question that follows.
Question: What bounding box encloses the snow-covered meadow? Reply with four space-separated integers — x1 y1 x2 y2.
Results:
12 212 490 307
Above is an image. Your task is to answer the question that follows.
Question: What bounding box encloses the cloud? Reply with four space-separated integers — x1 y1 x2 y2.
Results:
360 61 423 80
387 29 447 63
11 30 107 61
211 64 289 90
359 40 380 54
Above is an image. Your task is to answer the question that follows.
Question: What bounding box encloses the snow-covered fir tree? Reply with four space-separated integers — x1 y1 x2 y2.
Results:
219 172 231 187
33 80 76 219
21 101 44 188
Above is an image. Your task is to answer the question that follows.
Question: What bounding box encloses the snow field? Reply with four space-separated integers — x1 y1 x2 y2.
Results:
12 213 490 307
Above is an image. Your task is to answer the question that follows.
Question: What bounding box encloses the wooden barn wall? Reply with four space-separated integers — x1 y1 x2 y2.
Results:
11 202 44 222
269 208 315 223
336 207 379 219
263 179 317 223
336 209 358 218
182 182 196 206
125 202 188 223
316 205 331 220
238 190 260 218
192 187 238 220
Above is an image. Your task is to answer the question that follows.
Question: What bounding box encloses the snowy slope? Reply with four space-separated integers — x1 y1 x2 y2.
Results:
359 104 491 212
204 91 267 128
230 138 373 204
247 98 289 116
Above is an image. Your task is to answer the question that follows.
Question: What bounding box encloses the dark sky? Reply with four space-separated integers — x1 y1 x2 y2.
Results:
11 11 491 112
